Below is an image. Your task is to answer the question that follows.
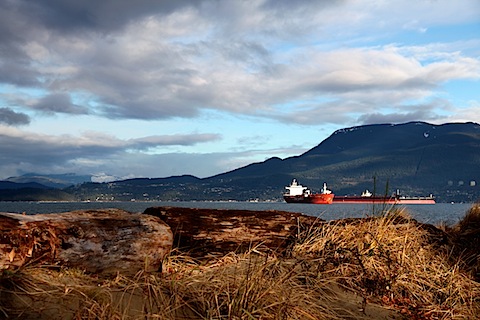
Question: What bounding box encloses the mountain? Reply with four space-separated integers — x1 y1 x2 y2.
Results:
66 121 480 203
0 181 51 190
0 180 75 201
5 173 93 188
0 188 75 201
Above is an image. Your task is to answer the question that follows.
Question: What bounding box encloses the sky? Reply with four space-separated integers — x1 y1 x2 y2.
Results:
0 0 479 182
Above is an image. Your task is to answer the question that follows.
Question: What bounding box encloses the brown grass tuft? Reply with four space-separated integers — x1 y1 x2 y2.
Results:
453 203 480 233
447 203 480 282
292 207 480 319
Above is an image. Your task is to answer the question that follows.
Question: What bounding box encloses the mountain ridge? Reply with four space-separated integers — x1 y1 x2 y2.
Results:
5 173 93 188
2 121 480 202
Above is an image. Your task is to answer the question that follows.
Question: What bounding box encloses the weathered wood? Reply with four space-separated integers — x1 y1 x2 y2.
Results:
143 206 322 257
0 209 173 275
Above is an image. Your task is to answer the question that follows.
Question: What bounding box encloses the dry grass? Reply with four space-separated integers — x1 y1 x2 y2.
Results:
292 208 480 319
1 206 480 319
447 203 480 282
453 203 480 232
1 250 372 319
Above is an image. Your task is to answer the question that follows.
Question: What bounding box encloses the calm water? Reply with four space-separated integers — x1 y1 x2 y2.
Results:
0 201 474 225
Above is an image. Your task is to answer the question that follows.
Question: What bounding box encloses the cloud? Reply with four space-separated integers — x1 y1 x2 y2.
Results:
435 101 480 124
130 133 221 150
30 93 89 115
60 41 480 122
91 173 120 183
15 0 198 33
0 108 30 126
255 46 480 126
0 123 299 179
0 0 478 124
0 127 221 168
402 20 428 33
358 110 438 125
5 39 474 124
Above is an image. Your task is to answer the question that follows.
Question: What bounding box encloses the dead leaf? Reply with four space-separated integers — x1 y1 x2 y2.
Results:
8 248 15 262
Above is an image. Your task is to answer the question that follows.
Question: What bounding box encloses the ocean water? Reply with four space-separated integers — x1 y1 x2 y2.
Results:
0 201 474 226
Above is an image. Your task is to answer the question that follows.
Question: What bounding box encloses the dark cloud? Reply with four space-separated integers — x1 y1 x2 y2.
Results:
0 62 41 87
0 130 221 170
0 108 30 125
0 133 114 167
32 93 89 115
0 1 28 48
59 45 208 119
1 0 477 123
0 1 41 87
16 0 199 33
261 0 344 10
0 129 227 178
0 0 200 90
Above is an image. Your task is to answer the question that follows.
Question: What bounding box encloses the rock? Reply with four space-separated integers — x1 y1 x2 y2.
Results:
143 206 321 257
0 209 173 275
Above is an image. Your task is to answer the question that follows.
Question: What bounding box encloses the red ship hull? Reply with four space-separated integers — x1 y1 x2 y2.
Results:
333 196 435 204
284 193 334 204
395 198 435 204
283 179 434 205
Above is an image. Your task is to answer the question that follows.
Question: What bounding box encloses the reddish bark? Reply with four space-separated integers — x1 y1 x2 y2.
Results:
0 209 172 275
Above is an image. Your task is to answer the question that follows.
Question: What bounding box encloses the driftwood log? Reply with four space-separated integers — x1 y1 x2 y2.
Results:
143 206 321 257
0 209 172 275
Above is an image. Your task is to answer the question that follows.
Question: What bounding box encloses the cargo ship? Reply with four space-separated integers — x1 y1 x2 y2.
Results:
283 179 334 204
333 189 436 204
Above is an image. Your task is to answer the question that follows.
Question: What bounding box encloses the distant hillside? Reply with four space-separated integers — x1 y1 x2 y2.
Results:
0 179 76 201
0 181 50 190
64 175 203 202
0 188 75 201
66 122 480 203
5 173 92 188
